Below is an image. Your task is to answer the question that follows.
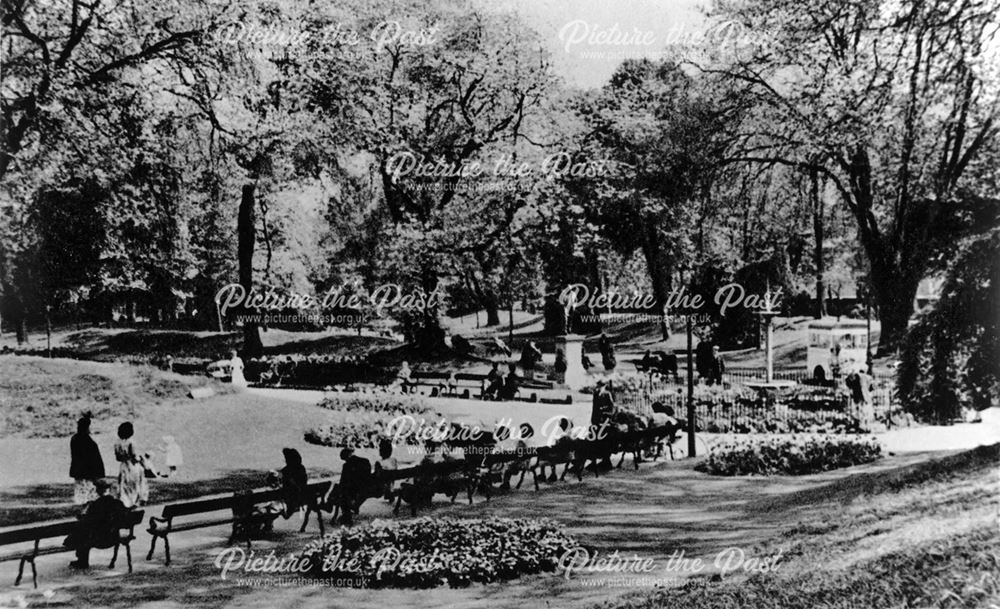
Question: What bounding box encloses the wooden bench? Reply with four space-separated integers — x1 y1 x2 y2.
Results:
297 481 333 535
146 489 285 565
0 510 143 588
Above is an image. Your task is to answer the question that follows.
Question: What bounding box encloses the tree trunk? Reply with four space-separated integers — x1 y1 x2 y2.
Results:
485 302 501 327
412 266 446 352
846 147 919 354
16 317 27 345
641 221 672 340
238 182 264 358
467 269 501 327
811 169 827 319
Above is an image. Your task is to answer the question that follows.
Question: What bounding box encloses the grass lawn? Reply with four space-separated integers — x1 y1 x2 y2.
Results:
0 355 220 438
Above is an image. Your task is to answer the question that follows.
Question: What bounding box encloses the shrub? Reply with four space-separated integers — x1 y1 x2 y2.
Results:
898 227 1000 421
696 435 882 476
300 517 577 588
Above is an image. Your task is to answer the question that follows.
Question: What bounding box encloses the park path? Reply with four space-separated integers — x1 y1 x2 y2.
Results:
1 387 997 608
0 446 966 609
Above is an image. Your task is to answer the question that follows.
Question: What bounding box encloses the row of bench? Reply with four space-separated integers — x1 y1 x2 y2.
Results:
0 424 679 587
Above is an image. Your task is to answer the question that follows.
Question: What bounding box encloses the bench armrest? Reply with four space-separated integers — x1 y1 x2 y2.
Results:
147 516 171 534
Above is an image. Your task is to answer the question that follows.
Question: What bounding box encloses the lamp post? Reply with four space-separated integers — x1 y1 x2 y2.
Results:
865 288 873 376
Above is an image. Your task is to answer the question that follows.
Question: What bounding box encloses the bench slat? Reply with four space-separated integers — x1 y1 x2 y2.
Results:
0 521 78 546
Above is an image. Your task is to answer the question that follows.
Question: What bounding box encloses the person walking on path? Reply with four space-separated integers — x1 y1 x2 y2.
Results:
70 414 105 505
114 422 148 508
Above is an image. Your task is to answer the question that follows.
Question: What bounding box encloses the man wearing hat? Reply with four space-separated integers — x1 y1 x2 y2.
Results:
64 479 127 569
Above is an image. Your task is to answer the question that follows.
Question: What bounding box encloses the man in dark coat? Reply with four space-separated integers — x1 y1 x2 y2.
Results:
590 381 615 427
707 346 726 386
70 415 105 505
499 363 520 400
334 448 372 525
64 479 127 568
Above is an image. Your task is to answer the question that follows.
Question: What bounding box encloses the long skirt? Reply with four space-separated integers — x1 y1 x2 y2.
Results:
118 461 149 508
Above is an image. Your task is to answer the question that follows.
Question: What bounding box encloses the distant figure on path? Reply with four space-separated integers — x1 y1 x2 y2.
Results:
63 479 127 569
161 435 183 477
599 333 616 371
229 350 247 389
695 341 714 381
519 340 543 379
581 350 594 371
70 414 105 505
554 348 567 375
707 346 725 386
114 422 148 508
846 367 875 424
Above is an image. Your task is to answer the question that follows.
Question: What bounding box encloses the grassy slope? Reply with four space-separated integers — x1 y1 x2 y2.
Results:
0 355 222 438
598 444 1000 609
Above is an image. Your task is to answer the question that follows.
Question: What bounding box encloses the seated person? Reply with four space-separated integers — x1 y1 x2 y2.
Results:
542 417 576 481
374 439 400 501
438 372 459 396
498 364 520 401
327 448 372 525
278 448 308 517
63 479 128 569
500 423 533 490
650 402 678 428
451 334 473 354
482 362 504 400
396 361 413 394
659 352 679 382
637 350 656 371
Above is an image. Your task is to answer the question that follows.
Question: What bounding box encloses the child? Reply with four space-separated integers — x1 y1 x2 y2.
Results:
161 435 183 477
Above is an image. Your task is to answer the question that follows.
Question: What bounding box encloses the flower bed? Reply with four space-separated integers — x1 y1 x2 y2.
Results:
701 411 868 434
304 410 422 448
300 517 577 588
696 435 883 476
317 391 436 416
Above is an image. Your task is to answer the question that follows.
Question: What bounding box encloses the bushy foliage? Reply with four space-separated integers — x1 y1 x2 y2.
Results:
898 228 1000 422
696 435 882 476
300 517 577 588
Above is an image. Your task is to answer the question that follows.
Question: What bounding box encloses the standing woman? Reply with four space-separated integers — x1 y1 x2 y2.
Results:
70 415 105 505
114 422 148 508
229 350 248 390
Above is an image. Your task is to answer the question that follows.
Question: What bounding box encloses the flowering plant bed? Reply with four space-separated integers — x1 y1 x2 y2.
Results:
317 391 436 416
696 435 883 476
304 410 421 448
300 517 577 588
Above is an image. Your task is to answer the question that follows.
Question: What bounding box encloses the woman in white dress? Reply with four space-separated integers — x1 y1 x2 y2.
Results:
114 422 148 508
229 350 247 389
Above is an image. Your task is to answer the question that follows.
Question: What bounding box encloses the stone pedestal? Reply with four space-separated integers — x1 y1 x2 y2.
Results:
559 334 587 391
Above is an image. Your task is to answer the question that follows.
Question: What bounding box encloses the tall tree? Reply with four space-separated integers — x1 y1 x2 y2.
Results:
707 0 1000 351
